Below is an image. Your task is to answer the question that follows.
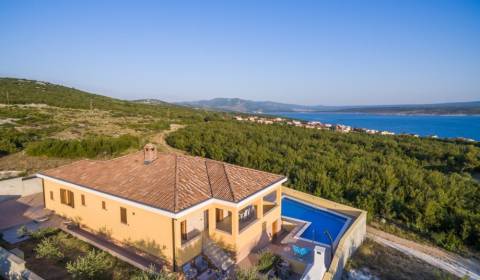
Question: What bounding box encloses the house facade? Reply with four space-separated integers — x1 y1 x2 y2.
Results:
37 144 286 270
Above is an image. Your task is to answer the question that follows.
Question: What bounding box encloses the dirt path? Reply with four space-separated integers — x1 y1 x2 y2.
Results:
367 226 480 279
150 124 186 154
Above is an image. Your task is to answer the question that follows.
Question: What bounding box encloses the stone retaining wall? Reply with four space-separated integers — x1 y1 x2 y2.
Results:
0 246 43 280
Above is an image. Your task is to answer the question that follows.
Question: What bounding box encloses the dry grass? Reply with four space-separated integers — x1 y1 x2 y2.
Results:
345 239 459 280
1 104 181 174
10 105 149 139
0 152 74 174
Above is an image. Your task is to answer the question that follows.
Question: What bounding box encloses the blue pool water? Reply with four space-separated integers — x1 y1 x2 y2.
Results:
281 197 349 245
272 112 480 141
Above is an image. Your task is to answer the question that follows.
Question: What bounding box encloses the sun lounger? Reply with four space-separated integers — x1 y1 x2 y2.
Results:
292 245 311 259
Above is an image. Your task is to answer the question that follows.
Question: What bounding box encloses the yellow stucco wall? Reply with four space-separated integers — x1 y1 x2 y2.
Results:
43 177 283 269
43 179 175 265
206 186 283 262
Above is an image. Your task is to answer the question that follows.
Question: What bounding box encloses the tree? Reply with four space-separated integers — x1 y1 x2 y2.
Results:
66 250 114 279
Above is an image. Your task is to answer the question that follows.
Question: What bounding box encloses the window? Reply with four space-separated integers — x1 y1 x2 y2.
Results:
180 220 187 241
120 207 127 224
60 189 74 208
102 201 106 210
49 191 54 200
81 195 85 206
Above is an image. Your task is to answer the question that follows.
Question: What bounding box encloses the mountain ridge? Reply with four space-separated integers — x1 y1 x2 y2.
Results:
178 97 480 115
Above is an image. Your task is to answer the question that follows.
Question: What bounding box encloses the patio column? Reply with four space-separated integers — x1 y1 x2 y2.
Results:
276 187 282 205
256 198 263 219
208 207 216 236
232 208 239 236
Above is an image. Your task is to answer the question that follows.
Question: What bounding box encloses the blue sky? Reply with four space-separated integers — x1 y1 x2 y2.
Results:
0 0 479 105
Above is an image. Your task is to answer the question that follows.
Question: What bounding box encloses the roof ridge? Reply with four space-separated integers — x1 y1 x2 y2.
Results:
204 160 214 198
223 163 236 201
205 158 284 178
173 154 178 212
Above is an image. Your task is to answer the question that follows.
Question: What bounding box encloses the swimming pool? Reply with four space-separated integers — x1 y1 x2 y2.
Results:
281 196 351 246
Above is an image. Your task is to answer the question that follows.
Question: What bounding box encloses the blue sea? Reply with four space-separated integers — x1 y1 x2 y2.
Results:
271 112 480 141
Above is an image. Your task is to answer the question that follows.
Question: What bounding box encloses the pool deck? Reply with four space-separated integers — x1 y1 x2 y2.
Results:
272 218 331 264
281 187 367 280
237 217 332 277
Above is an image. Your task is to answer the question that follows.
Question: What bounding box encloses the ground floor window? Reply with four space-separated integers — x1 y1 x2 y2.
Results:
60 189 74 208
120 207 128 224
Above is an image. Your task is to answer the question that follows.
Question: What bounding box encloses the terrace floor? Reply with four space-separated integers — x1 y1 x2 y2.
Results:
238 217 331 278
63 223 164 271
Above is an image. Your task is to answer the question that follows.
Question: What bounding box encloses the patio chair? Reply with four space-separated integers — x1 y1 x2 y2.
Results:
194 255 208 273
182 262 198 280
292 245 311 259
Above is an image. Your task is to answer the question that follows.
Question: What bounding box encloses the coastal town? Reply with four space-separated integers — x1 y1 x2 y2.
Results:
235 115 400 136
233 115 477 142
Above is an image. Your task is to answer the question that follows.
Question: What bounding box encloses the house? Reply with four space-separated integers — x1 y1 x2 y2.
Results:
36 144 286 271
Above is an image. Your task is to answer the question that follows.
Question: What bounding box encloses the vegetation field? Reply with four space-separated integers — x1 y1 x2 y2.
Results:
0 78 226 173
166 121 480 253
2 77 480 255
0 228 151 280
344 239 458 280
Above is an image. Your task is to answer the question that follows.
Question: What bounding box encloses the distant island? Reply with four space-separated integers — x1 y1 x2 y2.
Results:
174 97 480 115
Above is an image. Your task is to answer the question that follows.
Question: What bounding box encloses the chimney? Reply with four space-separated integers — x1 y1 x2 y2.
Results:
143 143 158 164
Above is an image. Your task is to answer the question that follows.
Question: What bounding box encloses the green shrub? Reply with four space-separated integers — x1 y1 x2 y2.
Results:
257 250 281 273
167 121 480 253
235 266 266 280
26 134 140 158
35 237 64 261
55 231 90 253
66 249 114 279
16 225 30 238
31 227 59 239
130 264 176 280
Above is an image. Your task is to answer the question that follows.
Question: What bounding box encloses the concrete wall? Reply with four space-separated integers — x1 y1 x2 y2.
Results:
0 177 42 202
43 179 175 266
0 247 43 280
281 187 367 280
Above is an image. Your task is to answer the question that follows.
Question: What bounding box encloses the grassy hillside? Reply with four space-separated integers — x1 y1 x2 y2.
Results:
0 78 228 171
0 77 222 121
2 77 480 254
167 121 480 253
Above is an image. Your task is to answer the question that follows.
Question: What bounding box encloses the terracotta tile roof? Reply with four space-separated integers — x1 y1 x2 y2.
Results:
40 152 286 213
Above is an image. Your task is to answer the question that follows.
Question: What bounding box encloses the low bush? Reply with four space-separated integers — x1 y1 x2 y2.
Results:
16 225 30 238
26 134 141 158
257 250 281 273
66 249 114 279
35 237 64 261
130 264 177 280
235 266 265 280
31 227 59 240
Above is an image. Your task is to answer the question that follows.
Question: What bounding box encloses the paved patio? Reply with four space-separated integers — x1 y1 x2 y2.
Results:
0 193 51 231
238 218 331 279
